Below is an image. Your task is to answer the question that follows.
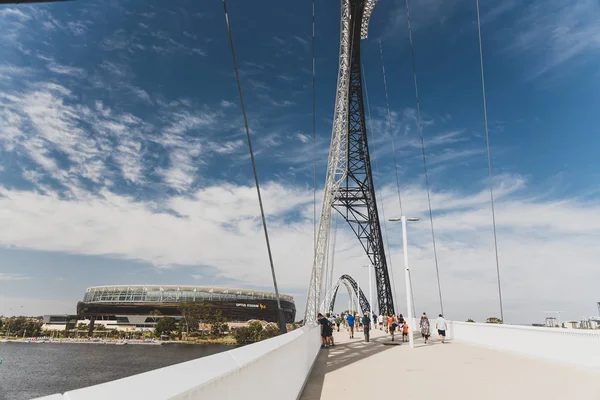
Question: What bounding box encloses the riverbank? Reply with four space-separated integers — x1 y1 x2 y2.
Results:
0 336 237 345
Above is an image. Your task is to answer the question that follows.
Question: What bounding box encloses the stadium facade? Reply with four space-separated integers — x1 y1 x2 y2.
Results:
75 285 296 329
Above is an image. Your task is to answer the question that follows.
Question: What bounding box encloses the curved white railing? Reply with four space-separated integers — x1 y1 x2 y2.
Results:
416 319 600 370
35 324 321 400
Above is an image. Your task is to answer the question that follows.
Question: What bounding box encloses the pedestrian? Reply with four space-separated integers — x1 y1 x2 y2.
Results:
402 320 409 342
362 313 371 342
347 312 355 339
378 314 384 331
388 313 397 342
436 314 447 344
372 313 377 328
335 315 342 332
318 313 332 349
420 313 430 344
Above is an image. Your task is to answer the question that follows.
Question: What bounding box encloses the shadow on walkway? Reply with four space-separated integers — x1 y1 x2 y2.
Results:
300 331 397 399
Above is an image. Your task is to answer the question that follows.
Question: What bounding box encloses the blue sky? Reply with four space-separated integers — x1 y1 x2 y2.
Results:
1 0 600 323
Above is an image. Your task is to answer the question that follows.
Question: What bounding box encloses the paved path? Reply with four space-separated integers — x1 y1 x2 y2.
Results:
301 325 600 399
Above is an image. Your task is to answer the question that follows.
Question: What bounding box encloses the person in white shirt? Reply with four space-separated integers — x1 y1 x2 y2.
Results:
378 314 384 330
436 314 447 343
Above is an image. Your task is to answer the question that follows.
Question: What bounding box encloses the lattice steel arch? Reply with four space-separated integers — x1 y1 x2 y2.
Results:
326 274 371 314
332 0 394 316
305 0 384 323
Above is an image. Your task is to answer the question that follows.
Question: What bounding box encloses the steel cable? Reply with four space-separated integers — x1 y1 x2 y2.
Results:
476 0 504 322
404 0 444 316
222 0 286 333
362 64 399 313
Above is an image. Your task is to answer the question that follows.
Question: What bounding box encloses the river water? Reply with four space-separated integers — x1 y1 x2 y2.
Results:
0 342 232 400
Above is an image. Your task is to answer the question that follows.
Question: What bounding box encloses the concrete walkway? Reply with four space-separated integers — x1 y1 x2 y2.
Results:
301 325 600 399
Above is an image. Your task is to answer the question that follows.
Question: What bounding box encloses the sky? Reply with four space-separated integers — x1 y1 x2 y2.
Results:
0 0 599 324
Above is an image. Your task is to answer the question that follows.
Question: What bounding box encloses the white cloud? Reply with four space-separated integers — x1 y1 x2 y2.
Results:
220 100 235 108
501 0 600 77
207 139 244 155
0 273 31 281
126 85 152 104
100 61 129 78
47 63 86 78
0 176 598 323
296 133 310 143
0 8 30 20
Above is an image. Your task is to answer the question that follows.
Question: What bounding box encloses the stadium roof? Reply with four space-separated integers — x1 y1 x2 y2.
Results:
84 285 294 302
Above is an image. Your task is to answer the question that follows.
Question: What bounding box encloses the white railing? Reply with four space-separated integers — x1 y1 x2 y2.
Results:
35 324 321 400
416 319 600 371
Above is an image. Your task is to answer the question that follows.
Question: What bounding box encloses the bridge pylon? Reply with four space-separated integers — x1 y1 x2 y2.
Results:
305 0 394 322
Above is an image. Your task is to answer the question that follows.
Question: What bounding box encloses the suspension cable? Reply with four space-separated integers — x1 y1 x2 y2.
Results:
378 41 404 217
222 0 286 334
328 214 338 300
362 64 399 313
404 0 444 316
312 0 317 268
476 0 504 322
378 42 419 316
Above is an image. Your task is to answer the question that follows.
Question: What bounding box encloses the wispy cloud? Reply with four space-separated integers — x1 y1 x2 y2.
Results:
0 273 32 281
502 0 600 77
277 74 296 82
207 140 245 155
0 8 30 20
99 61 129 78
47 62 86 78
220 100 235 108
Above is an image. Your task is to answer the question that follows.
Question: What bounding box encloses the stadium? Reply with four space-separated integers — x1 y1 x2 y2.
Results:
74 285 296 329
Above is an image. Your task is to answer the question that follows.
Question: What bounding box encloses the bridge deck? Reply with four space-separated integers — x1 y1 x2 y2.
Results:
301 326 600 399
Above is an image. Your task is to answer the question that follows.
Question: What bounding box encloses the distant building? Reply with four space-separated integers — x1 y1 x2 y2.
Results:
545 317 558 327
75 285 296 331
42 315 78 331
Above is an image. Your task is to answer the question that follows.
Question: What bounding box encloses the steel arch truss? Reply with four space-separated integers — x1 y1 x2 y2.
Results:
326 274 371 314
305 0 393 322
332 0 394 316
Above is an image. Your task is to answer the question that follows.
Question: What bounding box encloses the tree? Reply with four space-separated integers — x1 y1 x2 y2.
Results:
155 317 177 337
0 318 3 330
466 319 475 323
231 321 281 345
206 310 229 337
178 302 207 335
486 317 503 324
150 309 162 324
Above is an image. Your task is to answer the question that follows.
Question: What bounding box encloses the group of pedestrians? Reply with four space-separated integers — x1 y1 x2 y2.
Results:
417 313 447 344
318 310 448 348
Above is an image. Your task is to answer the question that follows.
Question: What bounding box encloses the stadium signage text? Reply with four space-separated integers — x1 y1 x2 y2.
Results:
235 303 267 309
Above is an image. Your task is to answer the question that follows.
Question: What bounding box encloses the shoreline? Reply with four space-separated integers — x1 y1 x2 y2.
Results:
0 337 237 346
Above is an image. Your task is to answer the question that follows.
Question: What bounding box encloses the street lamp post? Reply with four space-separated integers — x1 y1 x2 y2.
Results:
362 265 373 316
390 216 419 348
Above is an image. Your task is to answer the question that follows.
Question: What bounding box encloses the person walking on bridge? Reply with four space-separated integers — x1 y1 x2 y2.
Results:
420 313 430 344
318 313 332 349
362 313 371 342
388 313 397 342
346 313 355 339
402 319 409 342
436 314 447 344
